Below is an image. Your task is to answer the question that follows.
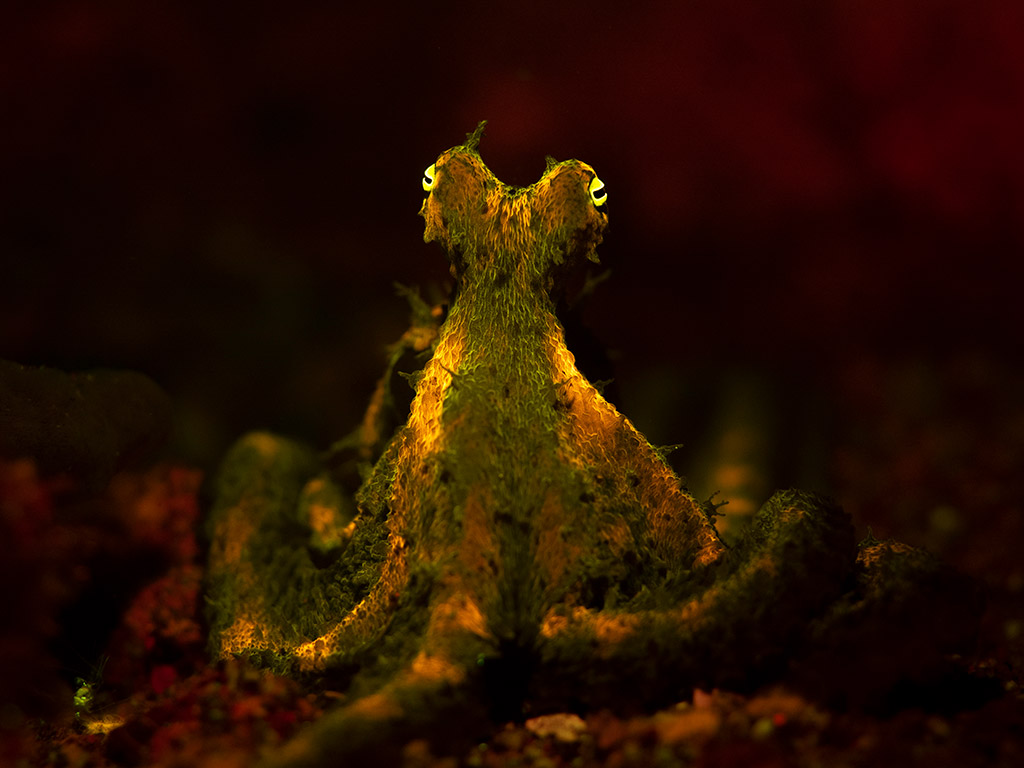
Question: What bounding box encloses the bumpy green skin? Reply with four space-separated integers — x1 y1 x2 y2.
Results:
205 125 979 766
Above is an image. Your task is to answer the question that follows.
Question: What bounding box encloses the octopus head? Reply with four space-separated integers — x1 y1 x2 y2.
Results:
420 122 608 290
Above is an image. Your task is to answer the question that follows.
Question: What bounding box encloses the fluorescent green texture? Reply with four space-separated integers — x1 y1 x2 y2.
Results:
205 125 980 766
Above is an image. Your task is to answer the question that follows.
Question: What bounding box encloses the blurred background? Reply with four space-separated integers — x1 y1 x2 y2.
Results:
2 1 1021 554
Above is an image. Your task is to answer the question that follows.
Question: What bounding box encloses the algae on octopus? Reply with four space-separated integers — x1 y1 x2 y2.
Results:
206 123 981 765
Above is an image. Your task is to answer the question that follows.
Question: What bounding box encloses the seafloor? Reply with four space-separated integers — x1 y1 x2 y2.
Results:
1 352 1020 768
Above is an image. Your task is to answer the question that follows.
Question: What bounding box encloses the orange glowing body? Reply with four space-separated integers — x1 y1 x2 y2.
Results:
203 125 922 767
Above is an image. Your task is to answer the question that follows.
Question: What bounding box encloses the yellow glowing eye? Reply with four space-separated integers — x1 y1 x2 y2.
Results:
422 164 436 192
589 175 607 208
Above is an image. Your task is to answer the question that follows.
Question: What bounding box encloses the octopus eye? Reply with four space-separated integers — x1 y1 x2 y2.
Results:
422 164 437 192
589 175 607 208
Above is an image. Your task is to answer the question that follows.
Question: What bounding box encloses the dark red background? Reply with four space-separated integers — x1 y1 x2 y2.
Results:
2 0 1022 473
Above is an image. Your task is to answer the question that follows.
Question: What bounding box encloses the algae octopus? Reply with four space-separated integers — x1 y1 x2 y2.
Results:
206 123 980 765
